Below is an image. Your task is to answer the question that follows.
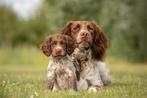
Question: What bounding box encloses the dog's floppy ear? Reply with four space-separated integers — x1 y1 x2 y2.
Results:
40 36 52 56
64 35 75 55
91 21 108 60
61 21 73 36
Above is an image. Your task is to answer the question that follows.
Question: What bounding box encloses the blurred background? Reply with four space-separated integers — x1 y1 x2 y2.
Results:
0 0 147 67
0 0 147 98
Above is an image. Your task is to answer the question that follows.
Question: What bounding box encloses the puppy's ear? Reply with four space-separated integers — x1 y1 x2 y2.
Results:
64 35 75 55
40 36 52 56
61 21 73 36
91 21 108 60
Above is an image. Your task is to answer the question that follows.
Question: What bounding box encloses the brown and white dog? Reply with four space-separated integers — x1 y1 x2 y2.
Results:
41 34 77 91
61 21 111 92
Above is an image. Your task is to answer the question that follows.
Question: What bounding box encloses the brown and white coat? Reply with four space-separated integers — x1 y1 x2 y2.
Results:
41 34 77 91
61 21 111 92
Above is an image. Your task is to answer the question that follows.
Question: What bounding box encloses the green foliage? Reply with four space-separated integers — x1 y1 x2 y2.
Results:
45 0 147 62
0 6 48 46
104 0 147 62
0 0 147 62
0 7 17 45
62 0 103 21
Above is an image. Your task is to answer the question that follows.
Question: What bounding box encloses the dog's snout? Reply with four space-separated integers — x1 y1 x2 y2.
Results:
77 29 92 44
80 31 89 37
55 48 62 54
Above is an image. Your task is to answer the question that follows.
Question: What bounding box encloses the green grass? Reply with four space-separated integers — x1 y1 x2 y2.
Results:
0 47 147 98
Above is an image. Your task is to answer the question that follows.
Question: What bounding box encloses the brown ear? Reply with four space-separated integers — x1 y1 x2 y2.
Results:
64 35 75 55
40 36 52 56
61 21 73 36
91 21 108 60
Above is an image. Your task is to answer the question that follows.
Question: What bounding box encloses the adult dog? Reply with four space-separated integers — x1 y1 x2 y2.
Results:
61 21 111 92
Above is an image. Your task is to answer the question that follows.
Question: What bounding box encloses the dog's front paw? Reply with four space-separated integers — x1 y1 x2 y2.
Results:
88 86 103 93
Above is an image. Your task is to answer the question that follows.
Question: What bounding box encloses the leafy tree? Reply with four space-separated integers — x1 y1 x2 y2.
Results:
0 5 48 46
51 0 147 62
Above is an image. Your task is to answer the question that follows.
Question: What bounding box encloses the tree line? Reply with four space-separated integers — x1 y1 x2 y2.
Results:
0 0 146 62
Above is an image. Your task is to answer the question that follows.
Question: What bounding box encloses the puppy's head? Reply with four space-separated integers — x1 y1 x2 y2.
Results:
41 34 74 57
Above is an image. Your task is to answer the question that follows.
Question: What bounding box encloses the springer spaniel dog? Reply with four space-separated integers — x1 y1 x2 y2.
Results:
61 21 111 92
40 34 77 91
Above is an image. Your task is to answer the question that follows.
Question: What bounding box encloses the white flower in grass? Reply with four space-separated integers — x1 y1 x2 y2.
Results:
2 80 6 86
34 91 39 96
30 95 34 98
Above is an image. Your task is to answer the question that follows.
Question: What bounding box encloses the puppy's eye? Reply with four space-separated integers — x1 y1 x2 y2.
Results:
60 41 64 45
52 41 57 45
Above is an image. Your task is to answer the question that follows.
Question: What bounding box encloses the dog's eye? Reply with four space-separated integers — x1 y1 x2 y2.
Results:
89 29 94 33
72 24 80 32
87 25 94 33
60 41 64 45
52 41 57 45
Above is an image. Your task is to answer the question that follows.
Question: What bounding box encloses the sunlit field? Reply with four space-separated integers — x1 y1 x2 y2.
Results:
0 47 147 98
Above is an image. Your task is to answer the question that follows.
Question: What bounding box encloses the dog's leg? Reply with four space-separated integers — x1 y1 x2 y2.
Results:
97 61 111 85
88 85 103 93
46 69 55 90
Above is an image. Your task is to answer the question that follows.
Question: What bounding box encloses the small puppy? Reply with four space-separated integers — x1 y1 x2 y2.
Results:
41 34 77 91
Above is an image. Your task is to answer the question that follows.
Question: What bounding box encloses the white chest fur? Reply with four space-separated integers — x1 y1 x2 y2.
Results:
47 55 76 91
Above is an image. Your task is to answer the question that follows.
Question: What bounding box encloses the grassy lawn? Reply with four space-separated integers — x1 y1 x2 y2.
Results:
0 47 147 98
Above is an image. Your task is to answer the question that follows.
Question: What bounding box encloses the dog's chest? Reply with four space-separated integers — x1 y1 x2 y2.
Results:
54 62 70 75
53 59 74 72
72 48 90 63
72 48 97 78
72 48 93 69
53 59 75 89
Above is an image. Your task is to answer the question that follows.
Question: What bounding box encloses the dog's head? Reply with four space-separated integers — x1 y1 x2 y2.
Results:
61 21 108 60
41 34 74 57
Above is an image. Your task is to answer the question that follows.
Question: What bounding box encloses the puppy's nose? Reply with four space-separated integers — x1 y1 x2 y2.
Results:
80 32 89 37
55 48 62 54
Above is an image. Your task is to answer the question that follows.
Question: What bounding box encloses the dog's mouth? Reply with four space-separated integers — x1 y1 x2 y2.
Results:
53 54 67 60
77 39 90 44
77 42 91 51
52 52 67 58
77 35 92 44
